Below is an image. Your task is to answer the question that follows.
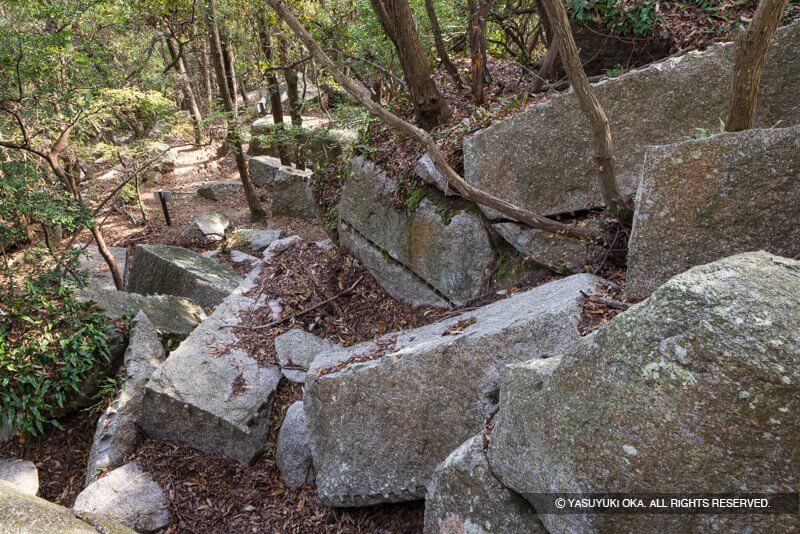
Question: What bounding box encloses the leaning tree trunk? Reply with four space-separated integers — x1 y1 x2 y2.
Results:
539 0 628 220
265 0 601 242
206 0 266 219
369 0 452 130
726 0 789 132
165 37 204 144
425 0 462 87
468 0 495 105
531 33 559 92
256 15 292 166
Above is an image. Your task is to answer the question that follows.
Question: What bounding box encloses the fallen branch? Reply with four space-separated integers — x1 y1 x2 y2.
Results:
233 275 364 330
265 0 601 242
580 290 630 310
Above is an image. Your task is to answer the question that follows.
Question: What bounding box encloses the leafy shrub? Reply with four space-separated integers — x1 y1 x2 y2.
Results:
568 0 665 36
0 282 113 439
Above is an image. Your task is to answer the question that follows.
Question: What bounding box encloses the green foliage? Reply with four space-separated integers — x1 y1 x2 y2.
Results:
568 0 665 36
95 87 174 137
0 282 112 439
404 188 426 213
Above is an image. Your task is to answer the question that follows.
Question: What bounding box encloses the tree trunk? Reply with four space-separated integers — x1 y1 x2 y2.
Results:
540 0 628 219
265 0 601 242
220 34 238 108
198 39 214 111
468 0 494 105
531 33 559 92
279 40 303 126
256 15 292 165
206 0 266 219
369 0 452 130
424 0 462 87
726 0 789 132
165 37 204 145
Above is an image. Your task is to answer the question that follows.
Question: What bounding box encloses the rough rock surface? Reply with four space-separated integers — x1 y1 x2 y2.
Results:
494 221 604 274
424 435 543 534
626 125 800 300
197 180 242 201
414 154 455 196
261 235 303 261
85 313 166 486
182 212 230 242
489 252 800 533
340 158 495 306
464 20 800 216
0 460 38 496
229 250 259 265
232 228 284 253
0 481 134 533
271 167 315 218
339 225 448 308
248 155 286 186
74 463 170 533
274 329 339 383
126 244 242 308
276 402 315 488
77 287 205 339
74 246 128 290
305 274 605 506
141 263 282 464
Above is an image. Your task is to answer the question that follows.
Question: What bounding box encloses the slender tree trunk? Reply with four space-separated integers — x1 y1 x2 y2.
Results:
278 40 303 126
256 15 292 165
531 33 559 92
220 34 238 107
369 0 452 129
206 0 266 219
726 0 788 132
424 0 462 87
468 0 495 105
265 0 600 242
165 37 204 144
198 39 214 111
539 0 628 219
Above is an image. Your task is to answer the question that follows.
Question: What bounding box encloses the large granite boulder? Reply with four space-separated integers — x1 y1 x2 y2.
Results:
0 460 38 497
276 401 315 488
74 463 170 533
464 20 800 217
126 244 242 309
141 263 282 464
488 252 800 533
248 155 285 186
77 288 205 339
424 434 543 534
182 212 230 243
271 167 316 218
626 125 800 300
197 180 242 201
0 481 133 533
231 228 284 254
85 312 166 486
340 158 495 307
305 274 605 506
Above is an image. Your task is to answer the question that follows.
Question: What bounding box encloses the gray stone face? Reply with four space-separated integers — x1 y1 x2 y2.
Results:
261 235 303 261
464 20 800 217
339 224 449 308
271 167 316 218
274 329 340 383
626 125 800 300
248 155 286 186
77 288 205 339
0 460 38 497
494 221 604 274
276 402 314 488
232 228 284 253
74 246 127 291
489 252 800 534
126 244 242 309
197 180 242 201
0 481 134 533
141 263 282 465
305 274 605 507
85 313 166 487
340 158 495 306
424 435 543 534
182 212 230 243
414 154 456 196
229 250 259 265
74 463 170 533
